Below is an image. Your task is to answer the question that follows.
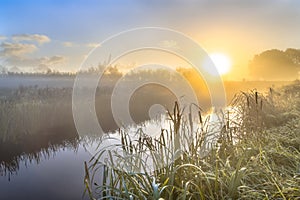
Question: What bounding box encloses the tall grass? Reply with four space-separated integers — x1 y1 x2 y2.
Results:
0 84 179 142
84 81 300 199
0 86 81 176
0 86 74 142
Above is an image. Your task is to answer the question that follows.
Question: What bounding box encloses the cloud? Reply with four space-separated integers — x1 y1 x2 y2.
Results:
63 41 99 48
86 43 99 48
0 34 67 72
0 39 66 71
1 54 66 69
12 34 50 44
4 55 39 66
39 55 66 66
62 41 74 47
0 35 7 40
159 40 180 50
0 42 37 56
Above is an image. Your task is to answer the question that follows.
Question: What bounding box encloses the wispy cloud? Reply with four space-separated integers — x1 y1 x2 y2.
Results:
0 32 69 71
12 34 50 45
0 36 68 71
63 41 99 48
62 41 74 47
3 55 67 69
159 40 180 50
3 55 39 67
0 42 37 56
39 55 66 66
86 43 99 48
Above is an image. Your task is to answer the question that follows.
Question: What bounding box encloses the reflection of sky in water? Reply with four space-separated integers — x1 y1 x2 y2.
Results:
0 107 240 199
93 109 230 173
0 144 90 200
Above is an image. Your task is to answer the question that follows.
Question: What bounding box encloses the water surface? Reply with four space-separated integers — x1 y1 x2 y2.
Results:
0 139 94 200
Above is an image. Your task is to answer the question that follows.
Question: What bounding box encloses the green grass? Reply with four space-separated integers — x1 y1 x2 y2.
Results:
85 80 300 200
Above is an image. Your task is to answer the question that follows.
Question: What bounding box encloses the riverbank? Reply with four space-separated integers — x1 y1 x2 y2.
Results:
85 80 300 199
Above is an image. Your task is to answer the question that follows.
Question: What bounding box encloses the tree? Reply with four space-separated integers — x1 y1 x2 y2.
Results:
249 49 300 80
285 48 300 65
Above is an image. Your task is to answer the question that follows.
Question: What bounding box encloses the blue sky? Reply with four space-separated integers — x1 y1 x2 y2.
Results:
1 0 300 77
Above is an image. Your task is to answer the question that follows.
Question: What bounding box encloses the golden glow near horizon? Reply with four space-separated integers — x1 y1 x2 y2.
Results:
208 53 232 76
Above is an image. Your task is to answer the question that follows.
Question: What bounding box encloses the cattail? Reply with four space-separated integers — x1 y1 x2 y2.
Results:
255 91 258 104
227 111 230 129
189 112 192 130
247 96 250 108
198 111 203 124
269 87 273 95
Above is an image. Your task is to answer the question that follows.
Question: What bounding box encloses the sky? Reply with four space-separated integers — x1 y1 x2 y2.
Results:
1 0 300 79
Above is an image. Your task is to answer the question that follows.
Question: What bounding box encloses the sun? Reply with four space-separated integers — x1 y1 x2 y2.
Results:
209 53 232 75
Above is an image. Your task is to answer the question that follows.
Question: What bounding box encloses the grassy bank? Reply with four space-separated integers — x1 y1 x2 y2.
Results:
85 80 300 199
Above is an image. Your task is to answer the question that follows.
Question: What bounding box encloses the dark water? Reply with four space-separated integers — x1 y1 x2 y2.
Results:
0 138 94 200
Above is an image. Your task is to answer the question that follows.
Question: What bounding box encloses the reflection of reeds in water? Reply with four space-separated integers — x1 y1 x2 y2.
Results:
0 130 80 179
0 84 185 179
0 86 79 178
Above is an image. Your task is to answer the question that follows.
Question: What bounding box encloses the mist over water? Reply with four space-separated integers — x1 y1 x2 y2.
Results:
0 74 292 199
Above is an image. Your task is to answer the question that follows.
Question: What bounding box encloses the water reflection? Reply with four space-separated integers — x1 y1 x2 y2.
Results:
0 133 79 178
0 109 227 200
88 110 228 174
0 131 93 200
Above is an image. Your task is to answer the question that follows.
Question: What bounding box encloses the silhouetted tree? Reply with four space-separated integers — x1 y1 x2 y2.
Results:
285 48 300 65
249 49 300 80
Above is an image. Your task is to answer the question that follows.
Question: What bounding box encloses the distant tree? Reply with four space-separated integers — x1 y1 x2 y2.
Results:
285 48 300 65
0 65 8 74
105 66 122 79
46 68 52 74
249 49 300 80
9 66 21 73
35 64 51 74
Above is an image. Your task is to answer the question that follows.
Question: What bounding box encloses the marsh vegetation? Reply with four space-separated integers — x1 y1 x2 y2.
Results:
84 81 300 199
0 71 298 199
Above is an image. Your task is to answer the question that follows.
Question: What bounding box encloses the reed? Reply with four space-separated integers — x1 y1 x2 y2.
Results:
85 81 300 199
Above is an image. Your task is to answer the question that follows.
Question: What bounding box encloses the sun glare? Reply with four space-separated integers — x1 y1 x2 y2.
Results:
209 53 232 75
